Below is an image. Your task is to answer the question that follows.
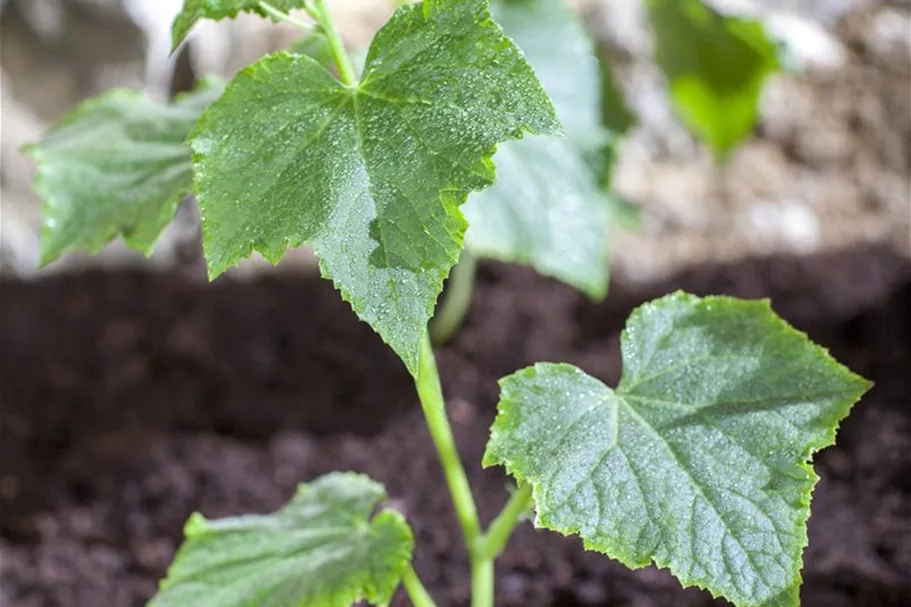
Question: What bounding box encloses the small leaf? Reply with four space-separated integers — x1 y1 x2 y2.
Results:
648 0 780 158
172 0 312 50
149 472 414 607
463 0 615 298
484 292 871 607
191 0 560 373
26 78 224 266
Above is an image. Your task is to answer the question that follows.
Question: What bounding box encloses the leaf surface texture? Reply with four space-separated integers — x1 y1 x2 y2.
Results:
28 79 224 265
485 292 871 607
192 0 559 372
464 0 618 297
149 473 414 607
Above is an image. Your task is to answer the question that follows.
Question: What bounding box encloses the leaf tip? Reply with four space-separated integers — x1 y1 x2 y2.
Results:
37 248 60 269
183 512 210 537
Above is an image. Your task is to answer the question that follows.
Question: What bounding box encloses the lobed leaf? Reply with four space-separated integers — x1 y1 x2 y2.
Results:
648 0 780 158
191 0 560 374
463 0 622 298
484 292 871 607
149 472 414 607
26 78 224 266
172 0 313 49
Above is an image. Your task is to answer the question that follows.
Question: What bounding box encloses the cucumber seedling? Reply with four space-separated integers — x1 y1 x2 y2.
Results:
27 1 867 606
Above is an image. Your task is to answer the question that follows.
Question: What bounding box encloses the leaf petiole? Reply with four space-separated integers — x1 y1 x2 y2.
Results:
401 566 437 607
478 483 533 561
312 0 358 86
257 1 313 32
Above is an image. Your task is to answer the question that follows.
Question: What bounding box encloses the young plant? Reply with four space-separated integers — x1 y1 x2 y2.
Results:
26 1 869 606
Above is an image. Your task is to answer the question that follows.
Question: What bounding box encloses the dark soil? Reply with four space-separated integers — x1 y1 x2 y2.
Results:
1 244 910 607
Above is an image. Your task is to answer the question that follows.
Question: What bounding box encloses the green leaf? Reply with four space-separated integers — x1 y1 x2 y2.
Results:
172 0 312 50
590 54 636 191
191 0 560 374
648 0 780 158
149 473 414 607
484 292 871 607
490 0 599 145
26 78 224 266
291 30 335 72
463 0 615 298
463 140 611 298
598 54 636 139
608 195 642 232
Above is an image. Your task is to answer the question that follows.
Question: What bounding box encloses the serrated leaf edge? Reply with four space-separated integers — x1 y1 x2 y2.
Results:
24 89 194 266
158 472 414 607
484 292 872 607
191 23 559 372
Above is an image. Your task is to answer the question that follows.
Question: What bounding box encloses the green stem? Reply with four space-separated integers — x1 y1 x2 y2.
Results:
416 333 491 607
401 566 437 607
429 250 478 345
466 485 534 604
479 484 533 560
257 1 313 31
394 0 411 7
313 0 358 86
471 560 494 607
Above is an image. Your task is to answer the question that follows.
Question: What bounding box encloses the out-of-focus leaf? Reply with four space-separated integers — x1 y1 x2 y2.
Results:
172 0 313 49
27 78 223 265
149 473 414 607
648 0 780 158
464 0 630 298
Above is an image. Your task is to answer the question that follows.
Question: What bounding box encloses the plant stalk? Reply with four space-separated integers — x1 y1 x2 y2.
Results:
479 483 533 560
430 249 478 345
402 566 437 607
416 334 491 607
470 559 494 607
312 0 358 86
